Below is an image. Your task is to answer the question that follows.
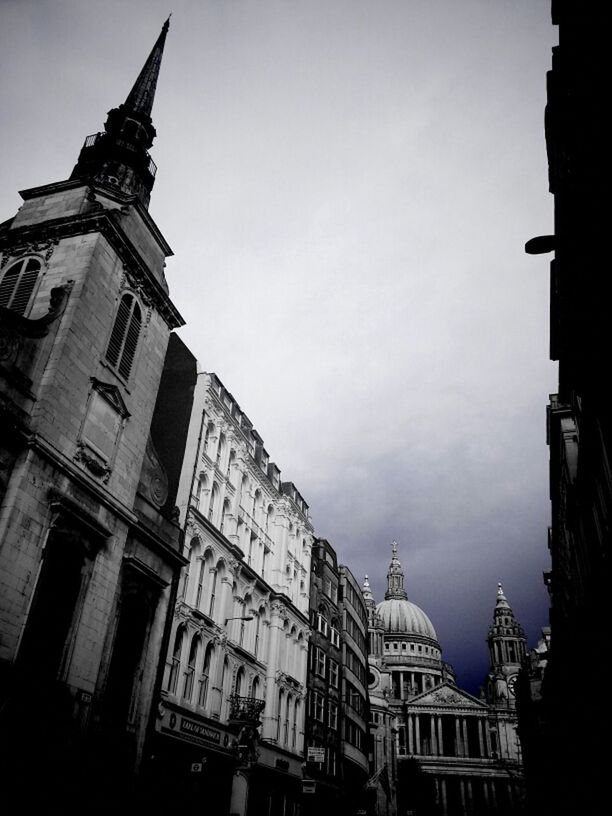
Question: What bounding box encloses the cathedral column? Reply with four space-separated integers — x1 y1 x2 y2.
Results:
415 714 421 755
467 779 473 812
461 717 469 757
483 780 490 809
440 779 448 816
490 780 497 809
408 714 414 754
460 780 466 813
478 718 485 757
437 716 444 756
455 717 463 757
484 721 492 756
430 715 437 755
400 670 405 700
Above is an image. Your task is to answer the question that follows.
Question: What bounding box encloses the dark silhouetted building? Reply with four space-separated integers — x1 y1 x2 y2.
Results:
523 3 610 814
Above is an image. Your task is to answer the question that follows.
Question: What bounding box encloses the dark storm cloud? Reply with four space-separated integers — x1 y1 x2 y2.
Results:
0 0 556 689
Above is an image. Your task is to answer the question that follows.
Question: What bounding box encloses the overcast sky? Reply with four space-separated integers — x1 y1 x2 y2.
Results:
0 0 557 693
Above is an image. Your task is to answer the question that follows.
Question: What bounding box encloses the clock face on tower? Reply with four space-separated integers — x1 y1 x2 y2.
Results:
507 674 518 696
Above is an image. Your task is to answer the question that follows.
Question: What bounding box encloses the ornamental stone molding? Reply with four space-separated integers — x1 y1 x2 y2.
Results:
270 600 287 618
74 442 112 482
1 237 58 268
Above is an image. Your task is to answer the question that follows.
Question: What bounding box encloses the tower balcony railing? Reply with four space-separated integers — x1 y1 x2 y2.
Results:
228 694 265 727
80 132 157 178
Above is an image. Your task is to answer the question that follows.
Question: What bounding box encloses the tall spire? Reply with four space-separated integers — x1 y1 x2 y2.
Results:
385 541 408 600
70 18 171 208
124 16 170 118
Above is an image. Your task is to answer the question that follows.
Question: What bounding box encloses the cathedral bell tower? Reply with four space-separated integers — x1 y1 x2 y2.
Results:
485 584 527 706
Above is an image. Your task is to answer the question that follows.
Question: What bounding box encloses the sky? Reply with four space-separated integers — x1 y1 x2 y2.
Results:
0 0 557 693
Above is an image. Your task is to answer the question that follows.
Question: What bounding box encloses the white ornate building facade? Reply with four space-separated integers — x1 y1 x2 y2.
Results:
151 371 313 815
365 545 525 816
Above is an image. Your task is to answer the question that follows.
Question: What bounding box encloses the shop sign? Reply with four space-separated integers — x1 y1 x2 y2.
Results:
179 716 221 744
302 781 316 795
307 747 325 763
160 710 223 748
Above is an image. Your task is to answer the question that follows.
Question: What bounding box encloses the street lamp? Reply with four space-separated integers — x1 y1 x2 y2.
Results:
224 615 254 626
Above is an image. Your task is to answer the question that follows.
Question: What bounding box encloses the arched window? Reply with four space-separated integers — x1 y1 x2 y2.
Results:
204 421 215 456
284 694 292 745
277 689 285 742
221 657 231 719
251 675 260 700
208 483 219 523
238 474 248 509
220 499 231 534
185 537 201 604
195 556 207 609
0 257 41 315
197 475 207 513
227 449 235 478
235 666 245 697
106 293 142 380
167 625 185 694
216 433 226 470
292 698 300 748
199 641 214 707
252 489 261 523
254 613 261 659
240 595 252 648
183 634 200 702
208 568 218 618
265 504 274 535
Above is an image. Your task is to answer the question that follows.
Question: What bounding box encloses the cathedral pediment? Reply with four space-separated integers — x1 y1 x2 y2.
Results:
407 682 486 709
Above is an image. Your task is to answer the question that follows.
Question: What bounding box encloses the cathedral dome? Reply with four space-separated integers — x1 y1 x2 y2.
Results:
372 542 440 645
376 597 438 640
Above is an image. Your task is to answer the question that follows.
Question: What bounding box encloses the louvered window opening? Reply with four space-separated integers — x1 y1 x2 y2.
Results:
0 258 41 315
106 293 142 380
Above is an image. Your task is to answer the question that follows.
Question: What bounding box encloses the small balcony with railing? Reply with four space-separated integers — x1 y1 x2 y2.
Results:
228 695 266 730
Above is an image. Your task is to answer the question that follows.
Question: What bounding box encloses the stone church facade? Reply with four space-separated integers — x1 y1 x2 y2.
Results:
364 545 525 816
0 20 195 810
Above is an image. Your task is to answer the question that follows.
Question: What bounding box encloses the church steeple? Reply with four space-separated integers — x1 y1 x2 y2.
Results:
124 17 170 118
385 541 408 600
70 18 171 208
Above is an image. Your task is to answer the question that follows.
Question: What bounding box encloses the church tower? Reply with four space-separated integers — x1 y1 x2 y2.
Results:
0 20 190 809
485 583 527 706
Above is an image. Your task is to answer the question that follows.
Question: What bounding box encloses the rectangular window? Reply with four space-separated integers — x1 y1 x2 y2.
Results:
315 647 326 678
313 692 325 723
329 659 339 688
328 701 338 730
330 627 340 648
